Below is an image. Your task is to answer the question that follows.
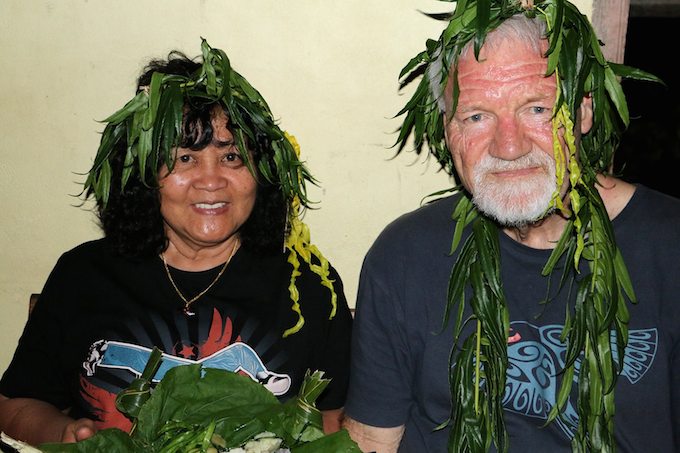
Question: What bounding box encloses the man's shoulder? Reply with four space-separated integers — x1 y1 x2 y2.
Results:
619 184 680 224
614 185 680 250
365 194 461 264
635 184 680 210
378 194 458 240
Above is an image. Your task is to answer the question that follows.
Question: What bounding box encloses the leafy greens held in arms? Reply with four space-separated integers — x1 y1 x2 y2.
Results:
29 348 361 453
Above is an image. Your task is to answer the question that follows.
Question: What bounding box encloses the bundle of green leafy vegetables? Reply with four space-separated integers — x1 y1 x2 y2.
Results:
30 348 360 453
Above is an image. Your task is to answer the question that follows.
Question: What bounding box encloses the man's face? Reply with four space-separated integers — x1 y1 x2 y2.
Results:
444 37 582 226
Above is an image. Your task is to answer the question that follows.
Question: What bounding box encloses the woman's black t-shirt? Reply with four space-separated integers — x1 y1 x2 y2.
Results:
0 239 353 430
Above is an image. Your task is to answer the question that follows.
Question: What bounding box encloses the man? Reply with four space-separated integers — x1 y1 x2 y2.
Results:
344 1 680 452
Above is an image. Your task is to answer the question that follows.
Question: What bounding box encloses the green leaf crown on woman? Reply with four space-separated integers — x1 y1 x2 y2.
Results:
83 39 337 337
394 0 660 452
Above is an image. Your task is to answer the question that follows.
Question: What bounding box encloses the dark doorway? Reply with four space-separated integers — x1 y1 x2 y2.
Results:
613 16 680 198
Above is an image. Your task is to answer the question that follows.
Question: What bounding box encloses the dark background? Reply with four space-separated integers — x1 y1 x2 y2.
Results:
614 16 680 198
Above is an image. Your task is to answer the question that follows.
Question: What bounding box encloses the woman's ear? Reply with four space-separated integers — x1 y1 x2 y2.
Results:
579 94 594 134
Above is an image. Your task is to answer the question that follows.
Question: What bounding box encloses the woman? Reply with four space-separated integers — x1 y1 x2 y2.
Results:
0 41 352 446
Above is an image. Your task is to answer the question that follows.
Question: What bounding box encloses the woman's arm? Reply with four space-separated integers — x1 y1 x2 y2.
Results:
321 407 345 433
0 394 97 445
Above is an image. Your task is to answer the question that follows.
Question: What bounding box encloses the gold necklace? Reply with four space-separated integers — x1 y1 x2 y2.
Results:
161 240 239 316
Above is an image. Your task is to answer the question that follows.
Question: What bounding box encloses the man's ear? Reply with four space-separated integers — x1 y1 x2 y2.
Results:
579 94 594 134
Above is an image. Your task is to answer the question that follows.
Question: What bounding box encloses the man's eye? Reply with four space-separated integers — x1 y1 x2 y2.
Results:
467 114 483 123
532 106 548 114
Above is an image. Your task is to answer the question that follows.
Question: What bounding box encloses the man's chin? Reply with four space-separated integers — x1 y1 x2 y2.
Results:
473 196 555 228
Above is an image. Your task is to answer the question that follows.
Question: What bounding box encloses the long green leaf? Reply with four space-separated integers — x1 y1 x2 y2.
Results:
102 92 148 125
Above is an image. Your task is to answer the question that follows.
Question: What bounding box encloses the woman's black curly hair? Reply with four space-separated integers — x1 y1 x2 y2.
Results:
98 52 287 258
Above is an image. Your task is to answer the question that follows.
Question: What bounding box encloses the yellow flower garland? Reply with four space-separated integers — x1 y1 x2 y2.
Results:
282 133 338 337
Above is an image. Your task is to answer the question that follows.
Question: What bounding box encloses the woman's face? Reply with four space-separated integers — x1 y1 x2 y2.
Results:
158 109 257 253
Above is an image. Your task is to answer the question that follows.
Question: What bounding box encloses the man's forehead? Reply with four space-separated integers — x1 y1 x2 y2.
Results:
452 39 555 99
457 59 550 84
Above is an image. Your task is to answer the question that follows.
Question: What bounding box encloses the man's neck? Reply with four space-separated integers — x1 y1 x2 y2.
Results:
595 174 636 220
502 213 568 249
501 175 635 250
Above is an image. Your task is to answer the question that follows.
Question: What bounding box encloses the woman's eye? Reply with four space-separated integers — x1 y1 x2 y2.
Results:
177 154 193 163
223 152 244 166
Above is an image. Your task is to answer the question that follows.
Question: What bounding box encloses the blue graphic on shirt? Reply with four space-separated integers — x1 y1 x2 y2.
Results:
503 322 657 439
82 339 291 395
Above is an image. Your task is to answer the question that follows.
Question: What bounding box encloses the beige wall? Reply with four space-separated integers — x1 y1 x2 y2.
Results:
0 0 591 374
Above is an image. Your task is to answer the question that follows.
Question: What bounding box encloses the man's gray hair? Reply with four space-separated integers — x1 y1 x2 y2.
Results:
428 13 549 113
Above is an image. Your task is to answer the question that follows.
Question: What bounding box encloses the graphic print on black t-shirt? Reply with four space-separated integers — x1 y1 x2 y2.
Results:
502 321 657 440
77 306 291 431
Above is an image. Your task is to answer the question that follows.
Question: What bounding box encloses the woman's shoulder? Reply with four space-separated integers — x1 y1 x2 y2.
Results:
277 248 348 316
239 246 341 278
58 238 120 264
55 238 156 277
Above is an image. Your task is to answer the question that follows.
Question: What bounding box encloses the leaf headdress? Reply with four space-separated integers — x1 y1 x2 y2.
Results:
84 39 337 336
394 1 661 451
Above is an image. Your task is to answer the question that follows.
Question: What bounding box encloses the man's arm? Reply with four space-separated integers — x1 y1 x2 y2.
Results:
0 394 97 445
343 416 405 453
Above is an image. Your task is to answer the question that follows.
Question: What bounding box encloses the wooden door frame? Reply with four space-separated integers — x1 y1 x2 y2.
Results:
591 0 630 63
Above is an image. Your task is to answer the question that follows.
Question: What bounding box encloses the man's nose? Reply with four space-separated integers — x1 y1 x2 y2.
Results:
489 116 530 160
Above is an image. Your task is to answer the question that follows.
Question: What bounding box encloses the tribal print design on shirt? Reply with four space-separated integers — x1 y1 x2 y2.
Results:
503 321 657 439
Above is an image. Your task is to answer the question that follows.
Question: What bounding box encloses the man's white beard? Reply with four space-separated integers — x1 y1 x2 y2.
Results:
471 151 557 227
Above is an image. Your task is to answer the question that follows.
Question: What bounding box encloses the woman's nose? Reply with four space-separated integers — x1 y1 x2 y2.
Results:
193 159 228 191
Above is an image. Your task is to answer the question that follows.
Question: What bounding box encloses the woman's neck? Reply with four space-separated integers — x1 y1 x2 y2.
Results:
162 235 241 271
